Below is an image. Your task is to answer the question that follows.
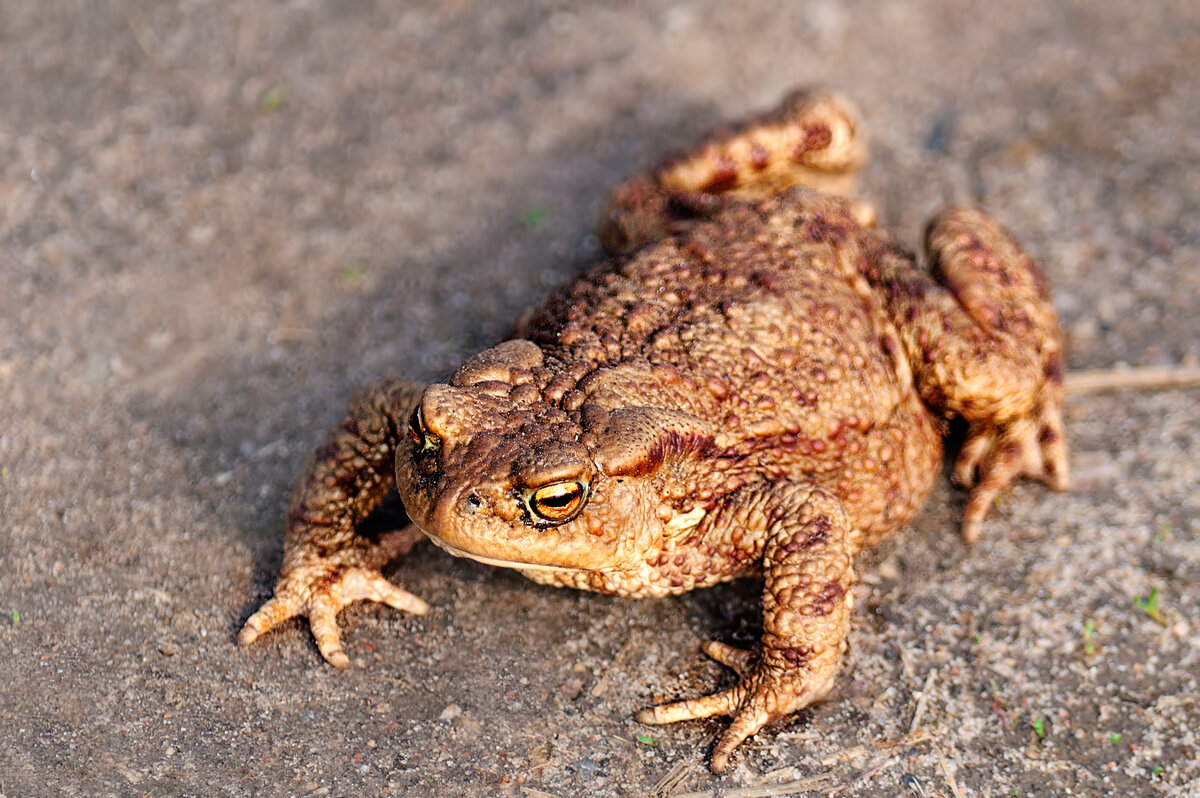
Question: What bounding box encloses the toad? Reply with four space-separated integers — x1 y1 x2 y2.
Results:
239 91 1068 773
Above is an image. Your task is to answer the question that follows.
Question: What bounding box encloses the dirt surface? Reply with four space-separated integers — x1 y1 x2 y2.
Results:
2 2 1199 796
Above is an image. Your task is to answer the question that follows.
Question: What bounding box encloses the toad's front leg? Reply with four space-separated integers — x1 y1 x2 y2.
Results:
637 488 854 774
239 379 430 668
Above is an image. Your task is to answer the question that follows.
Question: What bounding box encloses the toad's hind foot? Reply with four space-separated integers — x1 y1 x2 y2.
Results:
917 208 1070 541
600 90 870 253
953 390 1068 543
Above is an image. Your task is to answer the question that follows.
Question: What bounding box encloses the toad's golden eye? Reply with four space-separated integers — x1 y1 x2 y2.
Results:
528 481 588 524
407 406 424 443
408 406 438 453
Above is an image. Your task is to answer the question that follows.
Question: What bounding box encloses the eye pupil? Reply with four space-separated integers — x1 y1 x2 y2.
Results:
407 407 423 443
407 406 440 453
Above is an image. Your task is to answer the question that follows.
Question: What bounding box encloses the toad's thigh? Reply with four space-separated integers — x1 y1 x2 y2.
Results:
836 395 942 550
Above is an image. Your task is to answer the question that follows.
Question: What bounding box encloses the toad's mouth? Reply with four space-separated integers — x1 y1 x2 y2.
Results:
421 530 576 573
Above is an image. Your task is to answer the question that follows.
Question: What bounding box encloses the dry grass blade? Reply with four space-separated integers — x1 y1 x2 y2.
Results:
668 773 837 798
936 749 963 797
521 788 564 798
908 669 938 735
821 729 936 795
664 733 935 798
649 761 691 797
1064 365 1200 395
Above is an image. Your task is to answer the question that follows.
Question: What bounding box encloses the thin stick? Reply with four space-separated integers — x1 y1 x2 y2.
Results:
908 669 938 735
649 761 691 798
668 773 836 798
1064 365 1200 395
936 749 963 798
822 752 903 794
667 731 935 798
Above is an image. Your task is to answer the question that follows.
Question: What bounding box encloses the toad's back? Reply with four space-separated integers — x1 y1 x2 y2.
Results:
517 189 943 549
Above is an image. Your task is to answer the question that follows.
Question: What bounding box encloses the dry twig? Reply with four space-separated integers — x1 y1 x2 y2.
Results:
936 748 963 797
649 761 691 798
521 788 564 798
1064 365 1200 395
668 773 837 798
908 669 938 735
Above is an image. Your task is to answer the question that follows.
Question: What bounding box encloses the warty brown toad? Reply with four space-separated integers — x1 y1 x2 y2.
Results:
239 90 1068 774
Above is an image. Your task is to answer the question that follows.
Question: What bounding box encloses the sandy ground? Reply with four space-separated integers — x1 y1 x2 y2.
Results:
2 1 1199 796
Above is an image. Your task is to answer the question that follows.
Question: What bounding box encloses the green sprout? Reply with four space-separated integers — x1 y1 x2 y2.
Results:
636 734 661 746
1032 719 1045 739
1110 733 1123 745
522 206 548 230
1133 588 1168 626
1152 765 1164 777
7 610 18 626
341 264 365 284
260 86 284 113
1082 620 1097 654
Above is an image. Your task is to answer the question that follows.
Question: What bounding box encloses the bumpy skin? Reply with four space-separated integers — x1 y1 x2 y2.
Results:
240 91 1069 774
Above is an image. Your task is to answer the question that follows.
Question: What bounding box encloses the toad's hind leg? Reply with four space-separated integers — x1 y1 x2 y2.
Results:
873 209 1069 542
600 90 871 253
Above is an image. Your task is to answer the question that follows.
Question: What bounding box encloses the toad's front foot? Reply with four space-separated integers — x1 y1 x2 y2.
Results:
239 526 428 669
636 640 838 774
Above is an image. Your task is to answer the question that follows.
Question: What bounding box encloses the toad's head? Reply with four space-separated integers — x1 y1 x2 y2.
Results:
395 340 671 578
